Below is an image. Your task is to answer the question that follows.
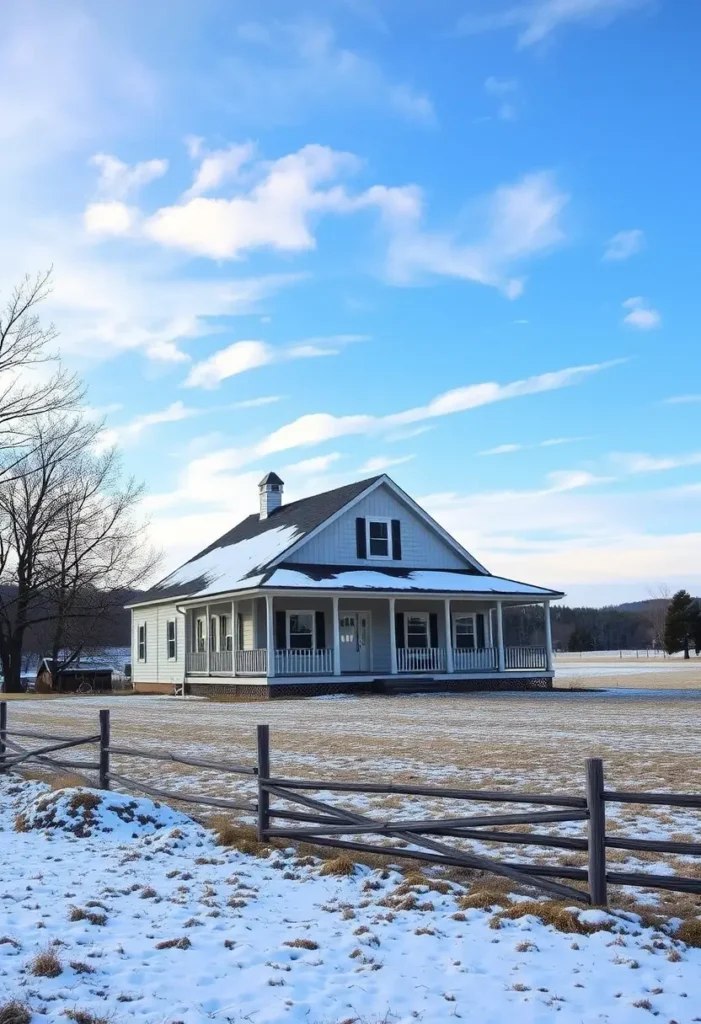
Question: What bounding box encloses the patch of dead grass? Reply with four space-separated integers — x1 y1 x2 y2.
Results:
28 946 63 977
284 938 319 950
155 936 191 950
0 1001 31 1024
674 918 701 948
489 900 614 935
319 855 356 877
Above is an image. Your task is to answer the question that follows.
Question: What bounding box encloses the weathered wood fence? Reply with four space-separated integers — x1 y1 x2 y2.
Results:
1 703 699 908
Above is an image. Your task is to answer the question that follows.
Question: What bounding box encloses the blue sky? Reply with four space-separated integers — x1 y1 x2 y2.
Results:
3 0 700 605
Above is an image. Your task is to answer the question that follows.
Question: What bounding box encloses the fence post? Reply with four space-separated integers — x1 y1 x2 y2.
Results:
585 757 607 906
99 709 110 790
256 724 270 842
0 701 6 774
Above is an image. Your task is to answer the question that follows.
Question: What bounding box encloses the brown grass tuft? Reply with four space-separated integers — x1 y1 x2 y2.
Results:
63 1010 110 1024
674 918 701 948
458 888 512 912
209 816 274 856
28 946 63 977
13 813 29 833
490 900 613 936
319 855 356 877
284 938 319 950
69 907 107 926
0 1001 32 1024
68 792 101 813
69 961 96 974
155 936 191 950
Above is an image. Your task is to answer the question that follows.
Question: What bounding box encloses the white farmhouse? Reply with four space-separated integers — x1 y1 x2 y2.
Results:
127 473 563 697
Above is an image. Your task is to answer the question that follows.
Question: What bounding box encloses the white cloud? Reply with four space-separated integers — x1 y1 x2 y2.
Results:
380 171 568 296
603 228 645 261
284 453 342 474
459 0 650 49
84 200 139 236
479 436 589 455
234 396 282 409
612 451 701 474
661 394 701 405
185 142 257 198
259 359 622 455
484 76 519 120
97 401 197 450
90 152 168 200
622 296 661 330
183 335 361 389
359 454 415 472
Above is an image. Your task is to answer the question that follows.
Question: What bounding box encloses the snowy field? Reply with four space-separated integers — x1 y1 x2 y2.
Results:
5 685 701 914
1 776 701 1024
555 653 701 689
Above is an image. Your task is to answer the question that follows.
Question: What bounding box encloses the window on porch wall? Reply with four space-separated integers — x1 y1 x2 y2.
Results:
195 617 205 653
406 613 429 649
453 615 476 649
219 615 232 652
288 611 314 649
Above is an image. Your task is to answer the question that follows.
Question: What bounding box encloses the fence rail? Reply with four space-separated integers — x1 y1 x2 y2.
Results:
397 647 446 673
506 645 548 670
1 702 699 909
453 646 497 672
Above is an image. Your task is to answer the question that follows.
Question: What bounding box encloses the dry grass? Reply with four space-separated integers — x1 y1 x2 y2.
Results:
155 936 191 950
319 855 356 877
0 1002 31 1024
69 906 107 926
674 918 701 948
489 900 614 935
284 938 319 950
63 1010 110 1024
458 888 513 911
209 816 276 856
28 946 63 977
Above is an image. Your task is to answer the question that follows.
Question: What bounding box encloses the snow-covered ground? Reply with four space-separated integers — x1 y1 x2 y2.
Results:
1 776 700 1023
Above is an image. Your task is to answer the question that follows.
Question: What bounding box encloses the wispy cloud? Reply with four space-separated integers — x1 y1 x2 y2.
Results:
233 396 282 409
622 296 661 330
661 394 701 406
283 453 342 474
484 76 519 120
479 436 590 455
459 0 651 49
183 335 365 389
184 141 256 198
90 152 168 200
359 454 415 472
612 451 701 474
97 401 197 450
258 359 623 455
603 228 645 261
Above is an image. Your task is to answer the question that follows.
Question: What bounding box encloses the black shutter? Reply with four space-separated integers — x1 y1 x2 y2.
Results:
315 610 326 649
429 613 438 649
356 517 367 558
275 610 286 650
476 613 485 649
395 612 405 648
391 519 402 560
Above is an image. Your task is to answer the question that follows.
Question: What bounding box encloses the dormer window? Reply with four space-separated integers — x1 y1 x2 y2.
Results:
367 518 391 559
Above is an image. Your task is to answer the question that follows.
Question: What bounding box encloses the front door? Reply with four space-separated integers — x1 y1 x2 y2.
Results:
339 611 371 673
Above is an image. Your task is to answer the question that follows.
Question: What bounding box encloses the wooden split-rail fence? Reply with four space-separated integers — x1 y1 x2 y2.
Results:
1 702 699 908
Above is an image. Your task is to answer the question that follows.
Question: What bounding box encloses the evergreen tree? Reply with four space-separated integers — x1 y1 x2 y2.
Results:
663 590 701 659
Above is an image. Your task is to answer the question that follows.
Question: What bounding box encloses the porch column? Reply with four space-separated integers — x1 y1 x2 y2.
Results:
231 599 237 677
266 594 275 678
496 600 505 672
205 604 211 675
544 600 553 672
388 597 398 674
444 598 454 673
332 595 341 676
485 606 494 647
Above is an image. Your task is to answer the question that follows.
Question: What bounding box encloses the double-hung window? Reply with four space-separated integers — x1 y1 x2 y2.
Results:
220 615 232 652
405 613 429 649
196 617 206 653
366 517 391 558
288 611 315 650
210 616 218 652
452 614 476 650
138 623 147 662
166 620 177 660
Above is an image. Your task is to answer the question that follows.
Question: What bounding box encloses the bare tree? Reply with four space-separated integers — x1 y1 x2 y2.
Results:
646 583 672 649
0 416 159 691
0 270 83 476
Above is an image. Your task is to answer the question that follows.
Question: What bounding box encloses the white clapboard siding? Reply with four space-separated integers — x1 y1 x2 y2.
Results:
131 603 186 685
286 483 468 570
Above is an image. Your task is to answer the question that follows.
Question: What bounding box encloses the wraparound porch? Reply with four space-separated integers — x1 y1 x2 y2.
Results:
183 593 553 679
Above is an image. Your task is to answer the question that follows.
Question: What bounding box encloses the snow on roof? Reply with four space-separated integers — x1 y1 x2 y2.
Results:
264 566 562 597
152 524 303 602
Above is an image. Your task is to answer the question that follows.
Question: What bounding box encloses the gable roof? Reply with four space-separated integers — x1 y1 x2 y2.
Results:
134 476 383 604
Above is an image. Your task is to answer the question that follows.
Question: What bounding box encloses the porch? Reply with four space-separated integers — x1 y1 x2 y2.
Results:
183 594 553 680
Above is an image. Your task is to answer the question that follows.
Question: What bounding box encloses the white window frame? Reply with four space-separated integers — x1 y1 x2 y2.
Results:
210 615 218 652
195 617 206 653
452 612 476 650
138 623 147 662
404 611 429 649
166 619 177 661
286 610 316 651
220 614 232 652
366 516 392 560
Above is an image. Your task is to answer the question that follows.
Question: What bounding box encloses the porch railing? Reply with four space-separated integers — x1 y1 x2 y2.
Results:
397 647 446 673
452 646 498 672
210 650 233 674
185 651 207 675
235 649 267 675
275 648 334 676
506 645 548 670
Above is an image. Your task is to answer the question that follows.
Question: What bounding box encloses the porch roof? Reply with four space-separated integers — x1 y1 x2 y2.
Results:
263 564 563 598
